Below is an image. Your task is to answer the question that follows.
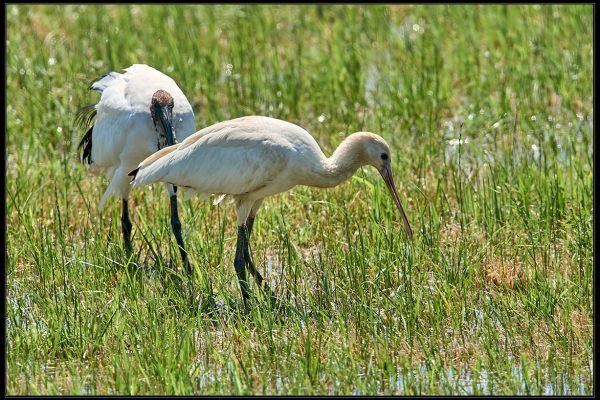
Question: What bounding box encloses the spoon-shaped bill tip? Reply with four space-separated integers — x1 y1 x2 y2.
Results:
379 166 413 239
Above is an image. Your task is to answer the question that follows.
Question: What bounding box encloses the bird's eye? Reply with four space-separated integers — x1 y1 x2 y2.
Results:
380 153 388 160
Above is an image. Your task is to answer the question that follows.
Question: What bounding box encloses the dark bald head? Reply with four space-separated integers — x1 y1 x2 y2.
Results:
151 89 174 108
151 90 176 147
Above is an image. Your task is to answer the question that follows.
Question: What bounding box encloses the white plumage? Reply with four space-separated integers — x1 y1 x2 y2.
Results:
129 115 413 306
82 64 195 209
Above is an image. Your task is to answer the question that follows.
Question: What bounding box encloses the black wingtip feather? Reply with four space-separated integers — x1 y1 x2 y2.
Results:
128 168 140 180
78 125 94 165
75 104 97 165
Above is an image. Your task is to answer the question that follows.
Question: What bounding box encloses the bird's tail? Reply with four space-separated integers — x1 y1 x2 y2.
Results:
128 144 180 187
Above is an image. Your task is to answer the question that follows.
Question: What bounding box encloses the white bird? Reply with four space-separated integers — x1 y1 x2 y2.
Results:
76 64 196 272
128 116 413 306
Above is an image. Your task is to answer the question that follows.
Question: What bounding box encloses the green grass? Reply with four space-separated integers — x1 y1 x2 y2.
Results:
6 4 593 395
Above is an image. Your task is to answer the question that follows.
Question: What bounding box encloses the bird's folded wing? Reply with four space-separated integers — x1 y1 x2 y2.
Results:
131 128 289 197
89 71 121 93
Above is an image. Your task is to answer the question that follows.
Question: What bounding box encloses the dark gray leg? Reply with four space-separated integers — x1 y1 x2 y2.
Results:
170 193 191 275
243 215 276 303
244 215 264 285
121 199 132 256
235 225 250 308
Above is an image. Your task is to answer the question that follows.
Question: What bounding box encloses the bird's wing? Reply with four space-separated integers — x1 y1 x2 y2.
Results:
89 71 122 93
131 125 291 197
91 110 158 168
173 110 196 142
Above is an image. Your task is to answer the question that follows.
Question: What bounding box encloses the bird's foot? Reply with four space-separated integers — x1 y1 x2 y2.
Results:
182 258 194 278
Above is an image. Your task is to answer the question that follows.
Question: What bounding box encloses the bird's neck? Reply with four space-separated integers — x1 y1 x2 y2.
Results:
309 135 365 188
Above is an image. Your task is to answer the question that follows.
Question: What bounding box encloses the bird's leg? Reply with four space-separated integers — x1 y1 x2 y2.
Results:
243 214 263 285
121 199 133 257
243 214 276 302
234 224 250 309
169 189 192 276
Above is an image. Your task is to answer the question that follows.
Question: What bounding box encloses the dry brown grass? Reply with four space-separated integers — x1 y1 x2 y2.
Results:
483 254 531 290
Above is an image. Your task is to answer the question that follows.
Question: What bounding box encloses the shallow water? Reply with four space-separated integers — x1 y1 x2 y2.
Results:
390 362 590 395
